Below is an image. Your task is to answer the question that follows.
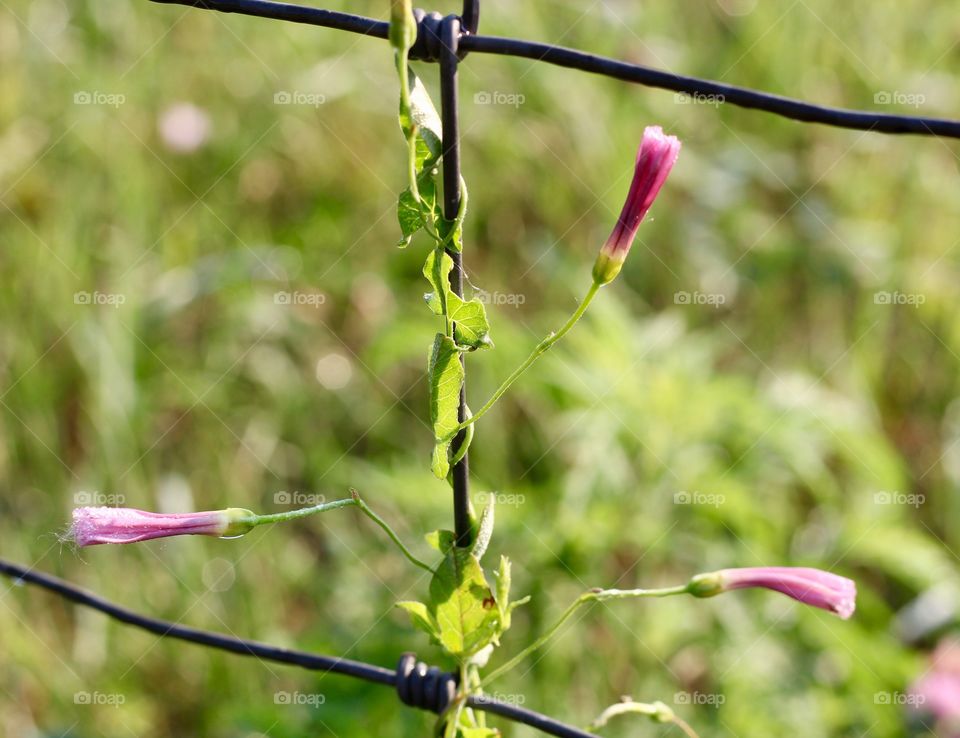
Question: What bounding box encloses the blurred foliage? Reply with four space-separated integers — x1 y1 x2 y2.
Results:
1 0 960 736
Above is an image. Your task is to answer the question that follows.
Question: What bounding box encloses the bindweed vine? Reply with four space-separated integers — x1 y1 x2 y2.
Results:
68 491 434 573
7 1 886 736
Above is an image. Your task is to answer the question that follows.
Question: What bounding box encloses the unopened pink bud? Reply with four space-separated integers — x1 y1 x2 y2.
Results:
69 506 256 547
593 126 681 285
688 566 856 620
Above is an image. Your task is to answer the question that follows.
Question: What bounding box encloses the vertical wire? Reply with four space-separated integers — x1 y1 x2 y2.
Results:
461 0 480 35
440 15 471 548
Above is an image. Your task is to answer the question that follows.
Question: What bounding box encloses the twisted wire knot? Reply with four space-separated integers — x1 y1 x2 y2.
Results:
395 653 459 713
410 11 465 62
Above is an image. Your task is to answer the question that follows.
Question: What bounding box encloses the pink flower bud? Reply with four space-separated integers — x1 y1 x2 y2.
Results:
69 506 256 547
688 566 856 619
593 126 681 285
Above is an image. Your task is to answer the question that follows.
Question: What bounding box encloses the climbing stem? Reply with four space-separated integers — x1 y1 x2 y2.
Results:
249 493 434 574
444 280 602 442
481 584 689 687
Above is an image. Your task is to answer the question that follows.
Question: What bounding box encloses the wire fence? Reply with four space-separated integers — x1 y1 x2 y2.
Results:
4 2 959 737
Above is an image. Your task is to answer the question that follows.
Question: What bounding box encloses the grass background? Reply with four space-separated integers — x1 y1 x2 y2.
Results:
2 0 960 735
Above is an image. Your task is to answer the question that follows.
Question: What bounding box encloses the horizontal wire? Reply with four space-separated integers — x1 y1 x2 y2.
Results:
149 0 388 35
0 558 396 685
461 35 960 137
0 558 594 738
147 0 960 138
470 695 595 738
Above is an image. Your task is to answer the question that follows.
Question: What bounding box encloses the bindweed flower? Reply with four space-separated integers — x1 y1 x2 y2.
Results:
687 566 856 619
911 672 960 722
593 126 681 285
69 506 256 547
910 639 960 723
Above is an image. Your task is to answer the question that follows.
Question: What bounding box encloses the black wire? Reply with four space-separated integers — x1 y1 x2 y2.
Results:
149 0 388 35
461 0 480 35
0 559 596 738
439 16 473 549
0 558 396 685
468 695 595 738
147 0 960 139
461 34 960 138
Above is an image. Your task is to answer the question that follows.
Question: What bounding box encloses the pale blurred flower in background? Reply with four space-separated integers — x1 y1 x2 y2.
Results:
158 102 211 153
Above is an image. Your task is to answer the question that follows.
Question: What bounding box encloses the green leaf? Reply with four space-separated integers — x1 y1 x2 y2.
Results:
439 215 464 253
472 498 495 561
459 729 500 738
432 443 451 479
428 530 500 660
397 171 438 248
400 69 442 170
423 249 453 316
422 249 492 349
429 334 463 479
396 601 440 641
448 294 492 350
409 73 442 167
397 188 422 246
425 529 456 554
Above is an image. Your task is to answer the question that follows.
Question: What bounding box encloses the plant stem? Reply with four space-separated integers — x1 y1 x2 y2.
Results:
481 584 689 686
250 494 434 574
587 700 701 738
397 53 444 243
349 491 435 574
448 406 473 467
444 280 602 442
249 497 357 525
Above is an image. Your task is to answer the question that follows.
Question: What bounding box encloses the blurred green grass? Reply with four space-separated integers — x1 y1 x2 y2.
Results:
1 0 960 735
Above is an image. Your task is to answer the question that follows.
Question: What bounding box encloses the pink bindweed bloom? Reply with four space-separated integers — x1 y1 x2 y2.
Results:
687 566 857 619
592 125 681 285
69 506 256 547
911 671 960 722
910 639 960 724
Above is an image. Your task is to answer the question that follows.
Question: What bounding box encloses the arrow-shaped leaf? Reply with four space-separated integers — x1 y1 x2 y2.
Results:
428 334 463 478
